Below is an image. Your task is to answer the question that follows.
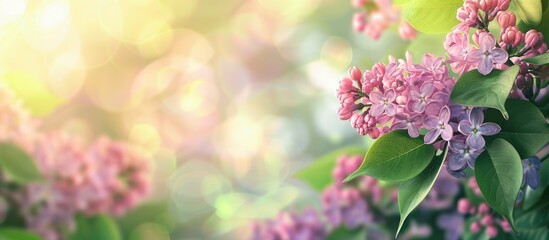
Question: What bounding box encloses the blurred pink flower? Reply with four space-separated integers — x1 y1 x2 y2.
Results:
0 83 35 142
352 0 416 40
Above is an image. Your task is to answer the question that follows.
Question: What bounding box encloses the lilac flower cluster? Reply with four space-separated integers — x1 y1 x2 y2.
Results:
351 0 416 40
252 155 396 240
337 53 502 177
16 133 151 240
446 0 548 101
457 196 512 238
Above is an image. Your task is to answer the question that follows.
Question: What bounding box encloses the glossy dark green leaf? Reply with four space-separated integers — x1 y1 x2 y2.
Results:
0 228 42 240
484 99 549 158
475 139 523 232
396 146 447 237
0 143 41 184
451 66 520 119
295 147 368 191
345 131 435 183
522 52 549 65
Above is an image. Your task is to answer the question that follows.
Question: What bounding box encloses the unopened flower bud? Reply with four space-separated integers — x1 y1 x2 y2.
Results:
486 225 498 238
353 12 366 32
399 21 416 40
478 203 490 214
352 0 366 8
348 66 362 81
481 214 494 225
470 222 481 233
479 0 498 12
497 12 516 29
501 26 524 49
496 0 510 12
457 199 471 214
525 30 544 49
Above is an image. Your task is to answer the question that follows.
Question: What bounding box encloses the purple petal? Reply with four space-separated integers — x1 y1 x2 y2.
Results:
385 89 396 102
449 140 467 152
469 108 484 126
441 126 453 141
458 120 474 135
477 56 493 75
425 102 443 116
447 153 467 171
424 129 442 144
395 114 408 121
410 90 421 100
490 48 508 64
408 125 420 138
424 116 439 129
369 91 383 104
409 114 423 123
413 101 427 112
480 33 495 51
385 103 396 116
431 92 449 103
439 106 451 123
420 82 435 96
391 121 408 131
525 170 540 189
466 49 485 63
478 123 501 136
467 134 485 150
369 104 384 117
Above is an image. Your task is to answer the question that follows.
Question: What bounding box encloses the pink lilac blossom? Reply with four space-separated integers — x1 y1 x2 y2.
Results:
86 137 151 216
337 53 456 140
251 209 327 240
352 0 416 40
457 179 512 238
466 32 508 75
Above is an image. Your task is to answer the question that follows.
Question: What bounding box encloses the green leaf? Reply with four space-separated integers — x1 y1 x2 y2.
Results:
295 147 368 191
511 0 543 26
475 139 523 232
484 99 549 158
0 228 42 240
450 66 520 119
522 52 549 65
0 143 41 184
345 130 435 182
524 163 549 210
401 0 462 34
327 226 366 240
514 192 549 240
69 215 121 240
396 145 447 237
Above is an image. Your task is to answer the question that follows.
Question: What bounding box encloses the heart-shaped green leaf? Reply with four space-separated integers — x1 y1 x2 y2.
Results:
475 139 523 232
450 66 520 119
345 131 435 183
396 145 447 237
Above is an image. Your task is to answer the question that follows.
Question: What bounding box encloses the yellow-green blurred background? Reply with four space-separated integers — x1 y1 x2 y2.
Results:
0 0 446 239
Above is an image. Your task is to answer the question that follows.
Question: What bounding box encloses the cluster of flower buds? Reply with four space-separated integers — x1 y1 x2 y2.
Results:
16 133 151 240
352 0 416 40
447 0 548 103
251 209 327 240
457 197 512 238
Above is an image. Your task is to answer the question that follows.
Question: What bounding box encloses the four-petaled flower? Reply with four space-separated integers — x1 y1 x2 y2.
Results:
466 33 508 75
424 106 453 144
390 114 423 138
369 89 397 117
410 82 435 112
522 156 541 189
447 138 481 171
458 108 501 149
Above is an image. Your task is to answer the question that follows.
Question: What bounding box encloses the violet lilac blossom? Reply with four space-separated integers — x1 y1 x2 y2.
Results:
458 108 501 150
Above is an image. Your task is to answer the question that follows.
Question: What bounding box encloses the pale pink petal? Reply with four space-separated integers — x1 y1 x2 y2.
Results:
385 103 396 116
490 48 509 64
420 82 435 96
413 101 427 112
466 49 485 63
480 33 495 52
441 126 453 141
410 90 422 100
439 106 451 123
369 104 384 117
385 88 396 102
477 56 493 75
390 121 408 131
408 125 420 138
369 91 383 103
424 129 441 144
